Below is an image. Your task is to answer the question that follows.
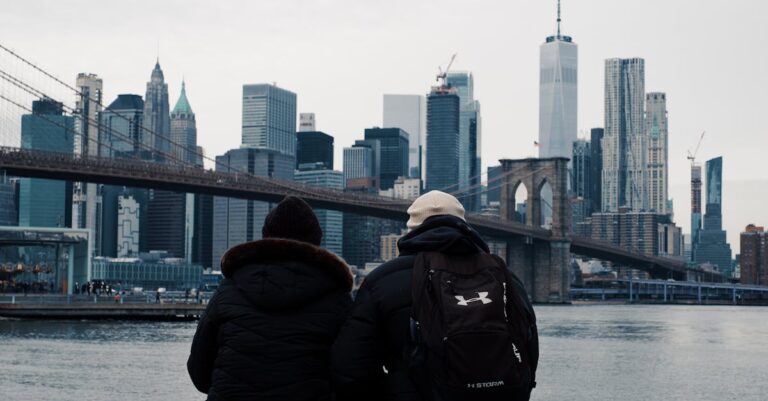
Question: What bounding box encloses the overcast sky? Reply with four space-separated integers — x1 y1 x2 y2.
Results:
1 0 766 248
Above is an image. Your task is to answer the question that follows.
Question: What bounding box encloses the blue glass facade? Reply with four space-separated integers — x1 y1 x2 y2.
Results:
426 90 460 192
18 99 75 228
363 128 409 190
297 131 334 170
695 157 732 274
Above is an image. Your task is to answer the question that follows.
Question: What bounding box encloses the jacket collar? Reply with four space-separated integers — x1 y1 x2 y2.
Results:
220 238 353 291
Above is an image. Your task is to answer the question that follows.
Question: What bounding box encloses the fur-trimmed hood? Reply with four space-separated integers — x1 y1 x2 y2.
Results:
220 238 353 309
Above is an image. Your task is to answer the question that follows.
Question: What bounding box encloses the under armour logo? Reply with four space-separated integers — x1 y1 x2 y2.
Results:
455 292 493 306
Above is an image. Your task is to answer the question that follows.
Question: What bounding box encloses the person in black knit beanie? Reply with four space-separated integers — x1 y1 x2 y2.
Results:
188 196 352 401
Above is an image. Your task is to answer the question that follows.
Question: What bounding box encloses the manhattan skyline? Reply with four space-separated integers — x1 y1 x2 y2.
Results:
1 0 766 247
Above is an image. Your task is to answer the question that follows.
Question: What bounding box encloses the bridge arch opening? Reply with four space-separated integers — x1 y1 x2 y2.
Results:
537 178 553 229
511 181 528 224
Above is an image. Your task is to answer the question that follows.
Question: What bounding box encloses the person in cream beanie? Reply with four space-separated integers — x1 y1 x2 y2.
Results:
406 190 466 230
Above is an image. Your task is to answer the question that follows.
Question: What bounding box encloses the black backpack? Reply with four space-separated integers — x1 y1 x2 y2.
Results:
408 251 538 401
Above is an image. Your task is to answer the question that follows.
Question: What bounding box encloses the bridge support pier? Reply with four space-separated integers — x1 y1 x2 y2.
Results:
500 157 571 304
506 238 571 304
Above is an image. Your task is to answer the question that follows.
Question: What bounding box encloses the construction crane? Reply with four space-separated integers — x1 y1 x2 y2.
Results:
436 53 457 87
687 131 706 165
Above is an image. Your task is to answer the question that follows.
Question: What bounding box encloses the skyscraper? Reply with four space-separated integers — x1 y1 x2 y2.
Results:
294 169 344 255
695 157 732 274
383 94 425 179
446 72 481 211
589 128 604 214
343 141 379 189
690 164 703 260
539 1 577 162
18 99 75 228
297 131 334 170
98 94 146 257
572 139 591 200
363 128 408 190
146 72 190 259
241 84 297 156
426 87 460 192
99 94 145 158
143 61 171 159
646 92 669 214
170 80 197 165
72 74 103 239
211 148 295 265
602 58 646 212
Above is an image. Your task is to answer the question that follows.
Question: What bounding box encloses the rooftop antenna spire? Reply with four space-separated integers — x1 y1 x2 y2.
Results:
557 0 562 37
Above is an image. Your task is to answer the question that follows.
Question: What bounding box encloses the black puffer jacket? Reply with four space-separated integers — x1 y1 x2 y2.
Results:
332 215 521 401
188 238 353 401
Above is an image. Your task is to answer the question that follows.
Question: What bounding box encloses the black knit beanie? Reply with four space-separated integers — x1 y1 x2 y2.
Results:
262 196 323 246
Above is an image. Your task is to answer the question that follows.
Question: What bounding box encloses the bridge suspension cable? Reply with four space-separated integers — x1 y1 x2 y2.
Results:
0 42 250 176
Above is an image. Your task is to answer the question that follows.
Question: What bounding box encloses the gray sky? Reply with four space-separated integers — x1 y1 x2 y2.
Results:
1 0 766 248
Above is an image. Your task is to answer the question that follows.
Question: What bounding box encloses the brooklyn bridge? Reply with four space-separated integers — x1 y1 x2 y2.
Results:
0 146 713 303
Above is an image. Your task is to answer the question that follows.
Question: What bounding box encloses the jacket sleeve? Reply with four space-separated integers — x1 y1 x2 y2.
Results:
187 291 221 394
330 279 387 401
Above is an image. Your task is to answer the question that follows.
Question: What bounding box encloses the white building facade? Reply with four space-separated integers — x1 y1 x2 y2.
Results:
538 30 577 161
602 58 646 212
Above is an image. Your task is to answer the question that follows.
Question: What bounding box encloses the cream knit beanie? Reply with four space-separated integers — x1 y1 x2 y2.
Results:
406 190 466 230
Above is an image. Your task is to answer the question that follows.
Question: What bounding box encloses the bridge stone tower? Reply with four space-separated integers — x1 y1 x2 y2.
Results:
499 157 571 303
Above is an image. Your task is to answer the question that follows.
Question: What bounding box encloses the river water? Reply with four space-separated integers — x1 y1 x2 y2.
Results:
1 305 766 401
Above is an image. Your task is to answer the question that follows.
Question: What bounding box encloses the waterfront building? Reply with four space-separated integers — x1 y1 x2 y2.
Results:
170 80 197 165
538 3 577 163
297 131 334 170
695 157 732 274
18 98 75 228
446 72 482 211
589 128 604 214
91 251 201 291
294 169 344 255
645 92 669 214
211 148 295 265
241 84 297 156
142 61 171 158
740 224 768 285
426 87 460 192
602 58 646 212
363 127 408 190
383 94 425 179
72 73 103 236
299 112 316 132
0 226 91 294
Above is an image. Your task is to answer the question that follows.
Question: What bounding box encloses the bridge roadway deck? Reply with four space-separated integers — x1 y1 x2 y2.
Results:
0 147 697 276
